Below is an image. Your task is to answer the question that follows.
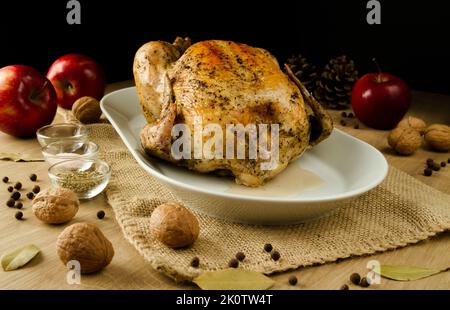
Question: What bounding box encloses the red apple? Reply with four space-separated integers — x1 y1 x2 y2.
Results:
351 73 411 130
47 54 105 109
0 65 57 138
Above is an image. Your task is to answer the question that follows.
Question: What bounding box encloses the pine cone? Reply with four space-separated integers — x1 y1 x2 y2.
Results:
314 55 358 110
285 54 318 93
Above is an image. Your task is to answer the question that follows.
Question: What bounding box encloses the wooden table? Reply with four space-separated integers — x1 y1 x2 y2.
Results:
0 81 449 290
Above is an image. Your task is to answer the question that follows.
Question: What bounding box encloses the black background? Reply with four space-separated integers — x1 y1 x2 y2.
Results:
2 0 450 94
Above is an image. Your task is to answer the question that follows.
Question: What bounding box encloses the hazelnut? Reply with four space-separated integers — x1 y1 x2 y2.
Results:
56 223 114 274
424 124 450 152
388 126 422 155
32 188 79 224
72 96 102 124
149 202 199 248
397 116 427 135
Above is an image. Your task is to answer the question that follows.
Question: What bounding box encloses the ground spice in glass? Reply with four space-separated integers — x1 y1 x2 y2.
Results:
55 170 103 194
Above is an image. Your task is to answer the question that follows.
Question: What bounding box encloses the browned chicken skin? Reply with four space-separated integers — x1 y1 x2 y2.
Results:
134 38 332 187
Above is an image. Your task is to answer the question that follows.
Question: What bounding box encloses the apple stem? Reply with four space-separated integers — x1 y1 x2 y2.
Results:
372 58 383 83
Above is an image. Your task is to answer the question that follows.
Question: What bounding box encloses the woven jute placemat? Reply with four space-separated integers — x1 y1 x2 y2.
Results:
84 122 450 282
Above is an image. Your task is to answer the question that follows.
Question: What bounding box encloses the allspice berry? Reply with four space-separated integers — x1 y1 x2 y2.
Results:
388 126 422 155
149 202 199 248
424 124 450 152
397 116 427 135
72 96 102 124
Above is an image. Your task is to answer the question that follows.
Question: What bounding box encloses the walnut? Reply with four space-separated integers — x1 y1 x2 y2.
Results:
397 116 427 135
72 96 102 124
388 126 422 155
32 188 79 224
424 124 450 152
56 223 114 274
150 202 199 248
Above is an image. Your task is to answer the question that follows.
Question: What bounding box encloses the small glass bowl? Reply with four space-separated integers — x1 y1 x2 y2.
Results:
48 159 111 199
42 141 99 166
36 123 88 147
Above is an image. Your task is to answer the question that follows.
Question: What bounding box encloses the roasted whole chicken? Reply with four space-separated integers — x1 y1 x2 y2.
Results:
134 37 332 187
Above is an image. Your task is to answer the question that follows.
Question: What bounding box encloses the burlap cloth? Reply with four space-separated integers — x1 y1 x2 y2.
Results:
83 120 450 282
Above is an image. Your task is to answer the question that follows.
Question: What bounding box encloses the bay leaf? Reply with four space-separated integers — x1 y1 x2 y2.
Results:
193 268 274 290
379 264 447 281
0 152 44 162
1 244 40 271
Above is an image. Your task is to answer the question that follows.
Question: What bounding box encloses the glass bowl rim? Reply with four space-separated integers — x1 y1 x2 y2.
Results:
36 123 88 139
48 158 111 181
42 140 100 157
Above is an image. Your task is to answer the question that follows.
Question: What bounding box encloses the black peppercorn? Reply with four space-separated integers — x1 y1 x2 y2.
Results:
6 198 15 207
190 257 200 268
15 202 23 209
448 158 450 164
353 123 359 129
424 168 432 176
235 252 245 261
340 120 346 126
271 251 280 261
350 273 361 285
359 277 370 288
288 275 298 286
29 174 37 182
441 161 446 167
97 210 105 219
2 176 9 183
340 284 349 290
11 191 20 200
15 211 23 220
26 192 34 200
228 258 239 268
341 112 347 118
32 185 40 194
264 243 273 252
14 182 22 190
7 186 14 192
426 158 434 165
348 112 354 118
432 163 440 171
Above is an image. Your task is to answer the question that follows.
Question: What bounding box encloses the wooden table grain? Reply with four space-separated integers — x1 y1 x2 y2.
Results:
0 81 449 290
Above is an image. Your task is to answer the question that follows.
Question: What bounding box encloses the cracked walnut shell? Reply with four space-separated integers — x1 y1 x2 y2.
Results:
56 223 114 274
150 202 199 248
32 188 79 224
72 96 102 124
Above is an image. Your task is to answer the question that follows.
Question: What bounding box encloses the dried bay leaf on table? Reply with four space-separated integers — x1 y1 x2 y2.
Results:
0 152 44 162
378 264 449 281
193 268 275 290
1 244 41 271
